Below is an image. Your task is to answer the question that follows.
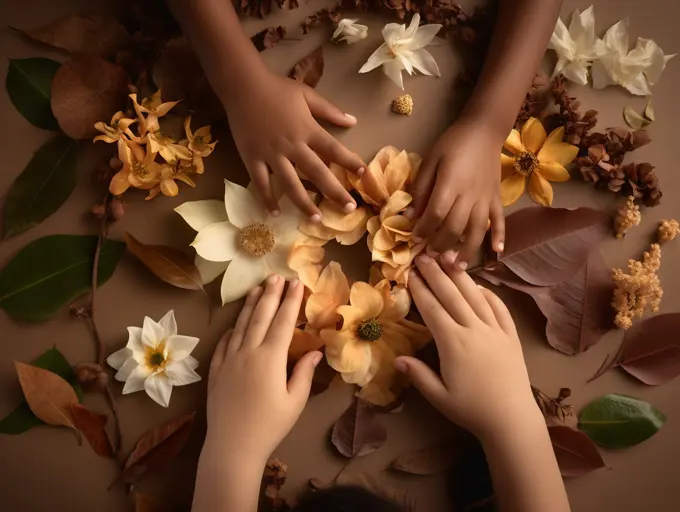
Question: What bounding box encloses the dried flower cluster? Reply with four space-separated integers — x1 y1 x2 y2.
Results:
614 196 641 239
392 94 414 115
658 219 679 243
543 75 598 145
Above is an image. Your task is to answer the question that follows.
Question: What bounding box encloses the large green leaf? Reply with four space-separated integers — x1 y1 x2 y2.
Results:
0 235 126 322
2 136 79 239
578 394 666 449
6 58 61 130
0 347 82 435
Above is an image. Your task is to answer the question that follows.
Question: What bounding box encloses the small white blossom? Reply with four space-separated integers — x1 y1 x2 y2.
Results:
333 19 368 44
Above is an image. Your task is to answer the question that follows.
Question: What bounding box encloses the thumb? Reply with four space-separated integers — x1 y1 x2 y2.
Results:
288 350 323 401
302 87 357 128
394 356 448 405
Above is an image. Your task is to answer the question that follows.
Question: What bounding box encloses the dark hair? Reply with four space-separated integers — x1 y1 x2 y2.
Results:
292 485 408 512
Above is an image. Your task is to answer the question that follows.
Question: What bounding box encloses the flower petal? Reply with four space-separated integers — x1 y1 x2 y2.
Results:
411 23 442 49
409 49 441 77
157 310 177 337
166 334 199 360
561 61 589 85
288 244 324 290
175 200 228 232
322 330 371 374
191 221 239 262
521 117 547 154
264 246 298 280
391 244 411 265
350 282 384 319
335 209 370 245
538 161 571 182
503 129 524 155
122 365 151 394
268 195 306 247
107 347 132 371
501 154 516 180
317 261 349 300
142 317 164 348
382 59 404 89
380 286 411 321
528 172 554 207
621 72 652 96
144 373 173 407
109 170 130 195
224 179 266 229
380 191 412 220
384 151 410 195
114 358 138 382
319 200 366 232
165 359 202 386
602 18 629 56
537 141 579 166
359 44 392 73
500 173 526 207
289 328 325 361
195 254 229 284
590 58 617 89
373 227 396 251
306 293 342 329
220 252 269 305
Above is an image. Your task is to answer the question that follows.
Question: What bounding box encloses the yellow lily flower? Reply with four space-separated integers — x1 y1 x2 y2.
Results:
500 117 578 207
109 139 161 196
93 111 136 143
130 90 180 136
184 116 218 174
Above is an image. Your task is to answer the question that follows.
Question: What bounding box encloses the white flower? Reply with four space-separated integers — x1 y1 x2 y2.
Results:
591 18 675 95
107 310 201 408
333 19 368 44
358 13 441 90
548 6 605 85
175 179 307 305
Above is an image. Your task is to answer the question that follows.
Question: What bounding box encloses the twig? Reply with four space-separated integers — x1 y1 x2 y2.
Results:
587 338 625 383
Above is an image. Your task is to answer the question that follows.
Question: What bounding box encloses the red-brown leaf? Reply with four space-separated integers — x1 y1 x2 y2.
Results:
121 411 196 484
251 26 286 52
70 403 114 458
331 397 386 458
549 425 605 477
289 47 324 89
387 442 459 475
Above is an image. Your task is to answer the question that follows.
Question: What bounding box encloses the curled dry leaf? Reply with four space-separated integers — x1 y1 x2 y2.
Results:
70 403 114 458
51 56 129 139
251 26 286 52
151 37 206 102
388 442 459 475
331 397 387 458
532 385 573 423
644 99 655 121
548 425 605 477
623 106 649 130
290 47 324 89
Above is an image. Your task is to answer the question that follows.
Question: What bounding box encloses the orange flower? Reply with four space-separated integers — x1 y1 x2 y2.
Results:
146 163 196 200
109 139 161 195
305 261 350 329
130 90 179 135
287 241 326 291
184 116 218 174
93 111 136 143
500 117 578 207
320 280 430 406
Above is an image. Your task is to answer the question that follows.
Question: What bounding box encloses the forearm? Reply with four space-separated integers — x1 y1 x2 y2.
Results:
480 409 570 512
460 0 562 139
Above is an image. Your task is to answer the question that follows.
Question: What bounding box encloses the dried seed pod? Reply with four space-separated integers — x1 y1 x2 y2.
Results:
392 94 413 116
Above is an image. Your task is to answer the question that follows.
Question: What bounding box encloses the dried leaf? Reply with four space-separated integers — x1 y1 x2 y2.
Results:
532 385 573 423
548 425 605 477
241 0 272 17
262 458 291 512
388 442 459 475
121 411 196 484
5 57 60 130
251 26 286 52
151 37 206 102
289 47 324 89
623 106 649 130
70 403 114 458
491 207 610 287
51 56 129 139
644 99 655 121
331 397 387 458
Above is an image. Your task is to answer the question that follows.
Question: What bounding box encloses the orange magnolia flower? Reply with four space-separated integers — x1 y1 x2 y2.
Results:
184 116 218 175
500 117 578 207
305 261 350 329
93 111 136 143
109 139 161 195
287 240 326 291
130 90 180 135
321 280 431 406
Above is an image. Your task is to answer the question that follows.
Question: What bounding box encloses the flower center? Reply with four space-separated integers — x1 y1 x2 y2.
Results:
194 135 205 145
132 161 149 177
145 342 167 371
238 222 276 257
514 151 539 177
357 319 382 342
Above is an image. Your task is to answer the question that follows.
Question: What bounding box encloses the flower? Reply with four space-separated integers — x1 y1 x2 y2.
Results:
147 130 193 164
305 261 350 329
93 111 136 143
591 19 675 95
321 280 430 406
107 310 201 407
147 162 196 200
548 6 605 85
359 13 441 90
130 89 180 135
612 244 662 329
333 19 368 44
287 242 326 290
175 179 309 304
184 116 218 174
109 139 161 195
500 117 578 207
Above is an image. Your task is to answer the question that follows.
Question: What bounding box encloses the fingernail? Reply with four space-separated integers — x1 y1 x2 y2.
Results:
344 202 356 213
457 261 468 271
497 241 505 252
345 113 357 123
312 352 323 367
268 274 280 285
416 253 432 264
310 213 322 223
271 209 281 217
356 166 365 176
443 251 457 265
404 207 414 219
290 278 300 289
394 359 408 373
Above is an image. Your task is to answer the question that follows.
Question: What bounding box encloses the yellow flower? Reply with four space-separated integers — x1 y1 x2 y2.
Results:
109 139 161 195
93 111 136 143
147 130 193 164
321 280 430 406
500 117 578 207
184 116 217 175
146 163 196 200
130 90 180 136
305 261 350 329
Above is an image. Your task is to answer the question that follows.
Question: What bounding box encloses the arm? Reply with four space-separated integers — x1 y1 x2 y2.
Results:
409 0 562 268
396 254 569 512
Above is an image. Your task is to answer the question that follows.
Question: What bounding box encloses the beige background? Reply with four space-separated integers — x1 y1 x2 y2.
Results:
1 0 679 510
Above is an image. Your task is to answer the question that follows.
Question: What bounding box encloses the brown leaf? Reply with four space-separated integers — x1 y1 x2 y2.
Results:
490 207 610 287
262 458 291 512
310 357 337 396
151 37 206 102
388 442 459 475
251 26 286 52
121 411 196 484
51 56 129 139
289 47 324 89
70 403 114 458
14 13 128 56
331 397 387 458
548 425 605 477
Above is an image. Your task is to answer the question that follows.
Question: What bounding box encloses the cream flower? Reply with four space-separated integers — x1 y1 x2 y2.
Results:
359 13 441 90
333 19 368 44
107 310 201 408
93 111 136 143
175 179 309 304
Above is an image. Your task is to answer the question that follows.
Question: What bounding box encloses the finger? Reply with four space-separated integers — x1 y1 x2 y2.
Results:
243 274 286 349
394 356 449 405
274 156 322 222
310 130 366 176
287 350 323 402
412 175 455 244
455 203 488 272
248 161 280 215
265 278 304 352
302 86 357 128
228 286 264 354
296 145 356 211
489 196 505 253
408 271 459 353
428 199 471 255
209 328 232 387
479 286 518 337
406 154 436 221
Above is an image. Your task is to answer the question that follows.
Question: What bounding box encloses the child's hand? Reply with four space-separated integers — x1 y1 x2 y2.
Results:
223 70 365 221
395 254 539 440
205 275 322 465
408 120 505 270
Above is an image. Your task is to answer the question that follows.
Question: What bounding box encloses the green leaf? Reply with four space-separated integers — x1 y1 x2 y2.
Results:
0 235 126 322
2 136 79 239
578 394 666 449
0 347 82 435
6 57 61 130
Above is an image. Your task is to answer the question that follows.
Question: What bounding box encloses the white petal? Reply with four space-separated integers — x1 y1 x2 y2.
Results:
195 254 229 284
220 252 270 305
144 373 173 407
622 72 651 96
174 200 228 232
115 358 138 382
123 365 151 394
142 317 164 348
602 18 629 56
591 58 617 89
268 196 304 247
185 355 199 371
126 326 144 355
265 246 298 280
410 49 441 77
561 61 589 85
359 44 392 73
382 60 404 89
224 179 266 229
191 221 239 262
410 24 442 50
568 8 588 48
397 53 414 75
107 347 132 371
166 359 202 386
166 334 200 360
404 13 421 39
549 17 573 54
158 310 177 337
632 38 671 85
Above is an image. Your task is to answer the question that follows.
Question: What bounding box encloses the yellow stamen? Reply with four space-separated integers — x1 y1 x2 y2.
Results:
145 341 167 371
238 222 275 257
357 318 382 341
514 151 539 177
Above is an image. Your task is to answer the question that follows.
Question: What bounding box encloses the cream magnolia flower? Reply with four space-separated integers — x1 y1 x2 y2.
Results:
359 13 441 90
107 310 201 408
549 6 605 85
175 179 308 304
333 19 368 44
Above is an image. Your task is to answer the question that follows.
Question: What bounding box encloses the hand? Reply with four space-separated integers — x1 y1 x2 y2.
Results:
408 119 505 270
205 275 323 465
395 254 539 440
223 69 366 221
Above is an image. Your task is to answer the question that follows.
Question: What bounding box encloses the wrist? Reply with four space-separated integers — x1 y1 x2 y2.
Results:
477 403 546 448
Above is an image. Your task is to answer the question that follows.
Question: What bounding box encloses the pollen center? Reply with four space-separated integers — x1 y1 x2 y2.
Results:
132 162 149 178
239 222 276 257
145 342 167 371
357 319 382 342
514 151 539 177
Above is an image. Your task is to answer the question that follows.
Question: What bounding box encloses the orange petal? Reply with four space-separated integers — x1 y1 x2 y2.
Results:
335 208 370 245
319 200 366 232
372 247 397 267
299 218 337 241
500 173 526 207
329 162 351 190
306 292 342 329
349 281 384 319
369 264 384 286
316 261 349 301
384 150 410 195
340 347 375 386
322 330 370 373
407 152 422 183
379 328 413 357
538 161 571 182
520 117 547 154
289 328 325 361
373 227 396 251
380 285 411 321
362 159 391 206
380 191 412 221
528 172 554 207
287 244 325 290
501 153 516 180
503 129 524 155
367 215 381 235
537 141 579 167
160 178 179 197
382 215 412 236
109 170 130 195
391 244 411 266
356 344 399 406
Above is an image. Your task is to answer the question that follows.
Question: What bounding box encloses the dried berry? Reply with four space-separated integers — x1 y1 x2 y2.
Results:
392 94 413 115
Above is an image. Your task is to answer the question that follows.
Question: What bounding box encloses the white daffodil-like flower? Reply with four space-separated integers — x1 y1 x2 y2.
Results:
358 13 442 90
548 6 605 85
333 19 368 44
107 310 200 408
175 179 308 305
591 18 675 95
